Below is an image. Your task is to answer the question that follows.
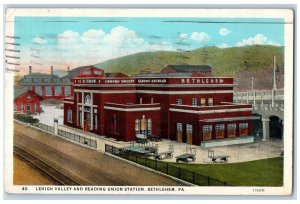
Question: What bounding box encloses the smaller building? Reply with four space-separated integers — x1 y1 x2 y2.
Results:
14 87 42 114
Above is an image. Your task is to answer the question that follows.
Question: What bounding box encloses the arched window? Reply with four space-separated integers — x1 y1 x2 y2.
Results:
84 94 91 105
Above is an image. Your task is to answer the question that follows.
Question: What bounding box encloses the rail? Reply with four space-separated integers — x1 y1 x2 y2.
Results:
13 145 81 185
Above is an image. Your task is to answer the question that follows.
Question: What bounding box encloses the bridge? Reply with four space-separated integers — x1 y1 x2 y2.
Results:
233 89 284 141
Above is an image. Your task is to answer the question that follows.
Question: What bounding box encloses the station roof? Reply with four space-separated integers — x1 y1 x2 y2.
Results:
166 64 212 72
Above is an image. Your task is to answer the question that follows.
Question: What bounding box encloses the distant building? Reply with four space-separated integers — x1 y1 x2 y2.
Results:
64 65 256 146
20 65 90 100
14 87 42 113
161 64 212 77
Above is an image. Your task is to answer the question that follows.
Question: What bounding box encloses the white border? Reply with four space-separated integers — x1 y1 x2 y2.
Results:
3 8 294 196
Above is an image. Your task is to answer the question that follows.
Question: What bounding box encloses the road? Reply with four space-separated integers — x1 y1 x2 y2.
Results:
14 122 182 186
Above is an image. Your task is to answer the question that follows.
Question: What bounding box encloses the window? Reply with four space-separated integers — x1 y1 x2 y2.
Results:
239 123 248 128
201 98 206 106
177 123 183 131
208 98 214 106
147 119 152 135
79 112 82 127
34 103 38 111
35 86 42 96
21 104 24 111
176 99 182 105
45 86 52 96
140 116 147 135
192 98 198 106
27 104 31 112
239 123 248 136
203 125 212 132
227 123 237 130
84 94 91 105
94 70 102 75
27 95 31 100
43 78 49 83
55 86 62 96
67 109 72 123
33 78 38 83
64 86 71 95
215 124 225 130
135 119 140 134
82 70 91 75
186 124 193 133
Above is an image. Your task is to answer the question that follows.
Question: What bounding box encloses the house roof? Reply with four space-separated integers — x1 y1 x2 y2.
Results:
14 87 42 100
165 64 212 72
21 73 72 85
14 86 28 99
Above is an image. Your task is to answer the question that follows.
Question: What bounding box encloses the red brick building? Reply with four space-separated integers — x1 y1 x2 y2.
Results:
14 88 42 113
63 65 255 146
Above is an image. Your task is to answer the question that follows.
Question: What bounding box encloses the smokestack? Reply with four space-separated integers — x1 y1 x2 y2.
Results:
51 66 53 75
67 66 70 73
29 66 32 75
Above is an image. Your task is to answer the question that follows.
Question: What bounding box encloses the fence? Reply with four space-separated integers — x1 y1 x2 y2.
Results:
105 144 232 186
58 129 97 149
32 122 54 133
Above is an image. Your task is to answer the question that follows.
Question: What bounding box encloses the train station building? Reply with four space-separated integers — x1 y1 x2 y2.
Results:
63 65 256 146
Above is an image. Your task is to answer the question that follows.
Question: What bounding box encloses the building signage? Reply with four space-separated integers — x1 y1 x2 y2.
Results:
137 79 167 84
180 78 224 84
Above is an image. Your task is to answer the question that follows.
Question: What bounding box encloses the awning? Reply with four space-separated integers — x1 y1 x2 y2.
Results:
199 116 261 123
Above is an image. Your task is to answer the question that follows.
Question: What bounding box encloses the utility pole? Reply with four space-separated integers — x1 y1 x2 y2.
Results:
251 76 254 90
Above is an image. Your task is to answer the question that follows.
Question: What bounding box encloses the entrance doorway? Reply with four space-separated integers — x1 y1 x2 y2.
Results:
269 116 283 139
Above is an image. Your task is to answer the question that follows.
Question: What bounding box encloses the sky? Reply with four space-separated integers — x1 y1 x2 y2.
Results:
9 17 284 75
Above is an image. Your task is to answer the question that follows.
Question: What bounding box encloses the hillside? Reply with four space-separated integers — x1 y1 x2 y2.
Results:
94 45 284 77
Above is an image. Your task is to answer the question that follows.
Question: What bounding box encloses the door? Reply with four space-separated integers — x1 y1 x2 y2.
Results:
84 112 91 131
215 124 225 139
176 123 183 142
227 123 236 138
186 124 193 144
202 125 212 141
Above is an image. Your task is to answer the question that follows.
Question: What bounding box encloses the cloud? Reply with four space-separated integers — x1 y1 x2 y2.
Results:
81 29 105 44
177 33 189 40
32 36 47 44
217 43 229 48
57 30 80 44
219 28 231 36
190 32 210 43
103 26 145 48
235 34 281 47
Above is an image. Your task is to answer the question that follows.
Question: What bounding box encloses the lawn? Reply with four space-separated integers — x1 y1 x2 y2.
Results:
172 157 283 186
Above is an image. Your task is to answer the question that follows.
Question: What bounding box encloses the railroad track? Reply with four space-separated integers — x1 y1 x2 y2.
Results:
14 145 81 186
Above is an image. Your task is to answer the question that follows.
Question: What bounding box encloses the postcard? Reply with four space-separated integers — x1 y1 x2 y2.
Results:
4 8 294 195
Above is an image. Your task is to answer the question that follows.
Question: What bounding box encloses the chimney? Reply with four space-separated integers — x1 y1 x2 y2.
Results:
29 65 32 75
67 66 70 73
51 66 53 75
